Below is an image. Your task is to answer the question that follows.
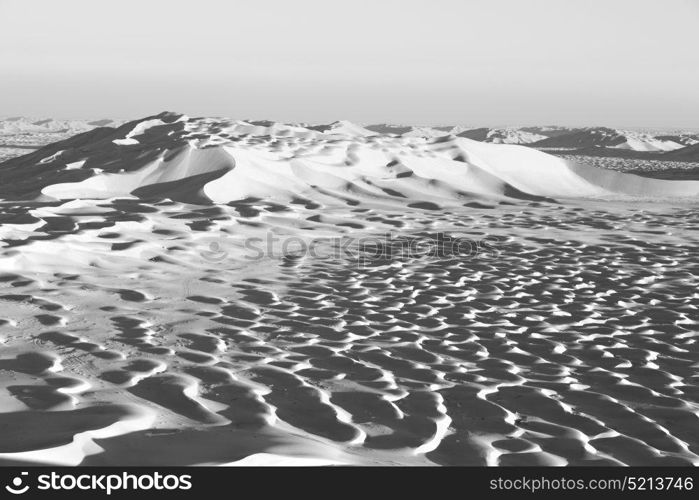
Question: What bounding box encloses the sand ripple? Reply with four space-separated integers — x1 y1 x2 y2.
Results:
0 196 697 465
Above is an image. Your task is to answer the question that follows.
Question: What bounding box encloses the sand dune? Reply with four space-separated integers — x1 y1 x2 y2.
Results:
361 123 695 152
0 117 121 136
0 112 693 204
0 117 127 163
0 112 697 466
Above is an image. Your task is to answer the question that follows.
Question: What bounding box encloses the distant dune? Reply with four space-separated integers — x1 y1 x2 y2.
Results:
665 142 699 162
2 112 697 205
0 117 122 135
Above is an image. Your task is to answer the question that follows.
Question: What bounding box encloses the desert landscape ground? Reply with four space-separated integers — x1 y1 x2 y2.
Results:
0 113 697 466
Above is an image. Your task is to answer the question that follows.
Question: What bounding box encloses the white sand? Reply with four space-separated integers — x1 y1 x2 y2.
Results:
0 112 697 466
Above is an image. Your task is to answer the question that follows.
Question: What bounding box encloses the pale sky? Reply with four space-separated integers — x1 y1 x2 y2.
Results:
1 0 698 127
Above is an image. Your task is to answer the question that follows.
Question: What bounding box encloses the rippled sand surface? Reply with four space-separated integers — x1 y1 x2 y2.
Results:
1 197 697 466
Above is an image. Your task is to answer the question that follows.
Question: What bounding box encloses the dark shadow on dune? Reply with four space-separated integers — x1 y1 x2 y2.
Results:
0 112 188 200
0 352 56 375
131 169 229 205
82 427 289 466
503 184 558 203
0 406 137 453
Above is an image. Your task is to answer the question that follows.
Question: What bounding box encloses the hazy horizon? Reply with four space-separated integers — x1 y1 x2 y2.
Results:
1 0 698 128
2 112 699 134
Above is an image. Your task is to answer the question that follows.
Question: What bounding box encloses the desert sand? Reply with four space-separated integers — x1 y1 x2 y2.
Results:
0 112 697 466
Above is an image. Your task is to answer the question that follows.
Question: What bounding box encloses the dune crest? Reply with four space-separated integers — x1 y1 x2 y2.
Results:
0 112 695 205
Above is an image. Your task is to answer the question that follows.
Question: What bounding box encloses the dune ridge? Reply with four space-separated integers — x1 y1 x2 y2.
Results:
0 112 694 204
